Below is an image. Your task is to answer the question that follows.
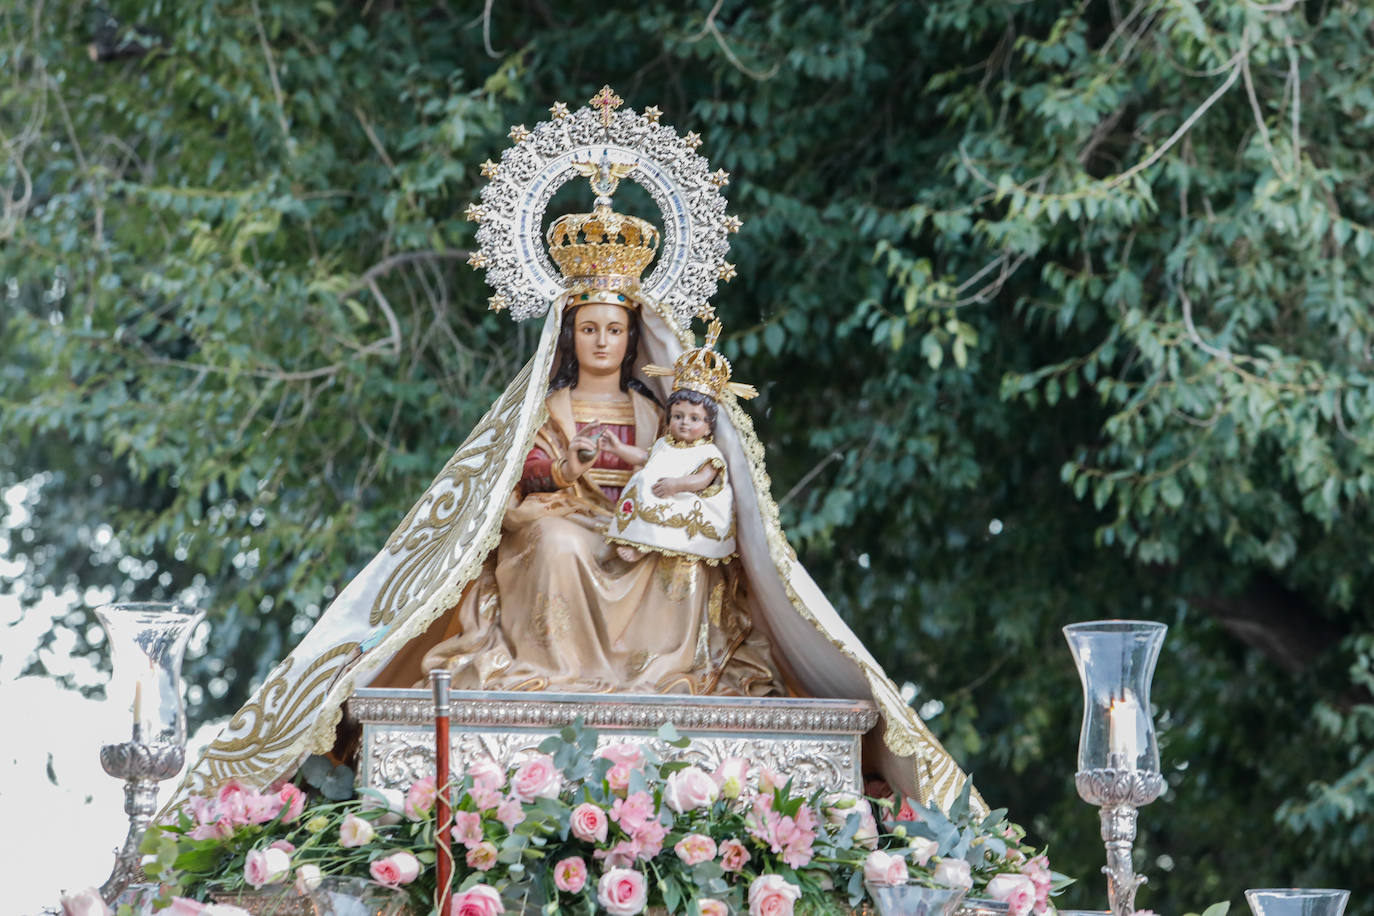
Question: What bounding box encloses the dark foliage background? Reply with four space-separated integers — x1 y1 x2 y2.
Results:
3 2 1372 911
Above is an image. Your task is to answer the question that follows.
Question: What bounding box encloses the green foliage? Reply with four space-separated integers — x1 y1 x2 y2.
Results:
3 1 1373 912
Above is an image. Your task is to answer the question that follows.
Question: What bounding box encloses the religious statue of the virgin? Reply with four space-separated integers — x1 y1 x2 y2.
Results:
168 88 977 813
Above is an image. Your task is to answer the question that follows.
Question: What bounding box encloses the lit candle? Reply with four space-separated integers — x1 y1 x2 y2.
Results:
1107 696 1140 767
131 679 144 743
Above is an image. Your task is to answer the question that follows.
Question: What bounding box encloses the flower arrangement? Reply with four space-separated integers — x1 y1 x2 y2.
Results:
131 722 1069 916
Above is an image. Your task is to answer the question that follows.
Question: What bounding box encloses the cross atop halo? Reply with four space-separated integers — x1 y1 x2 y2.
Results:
590 85 624 129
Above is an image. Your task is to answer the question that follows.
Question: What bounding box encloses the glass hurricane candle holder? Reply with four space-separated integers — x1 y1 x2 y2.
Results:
96 601 204 904
1245 889 1350 916
1063 620 1167 916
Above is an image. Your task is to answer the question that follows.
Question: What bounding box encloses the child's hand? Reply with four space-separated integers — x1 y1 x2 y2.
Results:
651 477 682 498
598 431 622 455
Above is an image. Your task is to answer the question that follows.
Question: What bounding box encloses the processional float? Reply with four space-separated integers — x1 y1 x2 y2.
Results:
79 87 1351 916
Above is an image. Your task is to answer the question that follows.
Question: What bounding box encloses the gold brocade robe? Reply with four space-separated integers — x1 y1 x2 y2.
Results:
376 388 780 696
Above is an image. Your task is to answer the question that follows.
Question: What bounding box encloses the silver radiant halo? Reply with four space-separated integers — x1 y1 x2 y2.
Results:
472 100 736 327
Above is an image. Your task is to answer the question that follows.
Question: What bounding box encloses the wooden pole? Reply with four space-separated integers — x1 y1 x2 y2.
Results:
431 670 453 915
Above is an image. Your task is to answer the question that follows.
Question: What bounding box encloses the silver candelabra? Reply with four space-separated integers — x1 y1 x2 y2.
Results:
95 602 203 905
1064 620 1168 916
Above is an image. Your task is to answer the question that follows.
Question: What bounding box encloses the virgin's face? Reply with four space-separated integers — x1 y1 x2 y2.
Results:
572 304 632 377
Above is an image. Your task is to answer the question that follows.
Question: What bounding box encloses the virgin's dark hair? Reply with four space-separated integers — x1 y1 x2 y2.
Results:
549 304 660 404
666 388 718 432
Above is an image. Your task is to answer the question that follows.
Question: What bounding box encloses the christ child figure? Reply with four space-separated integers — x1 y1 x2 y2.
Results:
602 319 755 566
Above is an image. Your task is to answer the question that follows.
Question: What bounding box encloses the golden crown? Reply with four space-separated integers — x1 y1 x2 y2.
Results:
547 155 660 302
644 320 757 402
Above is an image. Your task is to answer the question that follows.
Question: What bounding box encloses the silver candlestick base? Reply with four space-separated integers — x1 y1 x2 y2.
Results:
1075 768 1165 916
99 740 186 903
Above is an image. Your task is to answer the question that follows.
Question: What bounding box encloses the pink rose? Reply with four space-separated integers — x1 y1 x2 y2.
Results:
275 783 306 822
59 887 110 916
571 802 610 842
405 776 437 820
497 796 526 828
698 901 729 916
596 742 646 769
454 810 485 848
896 797 921 823
748 874 802 916
664 765 720 813
864 850 908 887
932 857 973 890
597 867 649 916
468 760 506 792
987 873 1037 916
370 851 422 888
294 864 323 894
674 833 718 866
450 885 504 916
610 791 655 833
243 846 291 888
711 757 750 798
719 838 750 872
607 762 633 793
553 856 588 893
467 841 499 871
511 754 562 802
908 836 939 866
338 812 375 847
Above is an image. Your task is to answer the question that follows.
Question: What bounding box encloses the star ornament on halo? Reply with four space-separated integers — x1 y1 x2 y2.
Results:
480 159 499 179
683 131 703 150
508 124 531 143
723 215 743 233
464 203 485 223
643 105 663 123
488 294 510 313
549 101 570 119
709 169 730 188
718 263 737 282
467 251 488 269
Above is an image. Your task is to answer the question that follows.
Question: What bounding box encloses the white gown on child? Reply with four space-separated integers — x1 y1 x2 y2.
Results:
608 434 735 563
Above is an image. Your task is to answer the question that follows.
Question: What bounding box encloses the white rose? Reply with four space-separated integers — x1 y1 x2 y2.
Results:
932 857 973 890
908 836 940 866
664 765 720 813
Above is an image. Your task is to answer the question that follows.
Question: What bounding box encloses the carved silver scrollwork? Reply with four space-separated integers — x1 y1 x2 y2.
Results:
349 690 875 798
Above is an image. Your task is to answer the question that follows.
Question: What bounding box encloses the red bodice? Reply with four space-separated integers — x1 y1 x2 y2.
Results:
522 420 636 501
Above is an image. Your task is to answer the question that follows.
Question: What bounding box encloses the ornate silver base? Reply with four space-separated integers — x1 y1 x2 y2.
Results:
1075 768 1164 916
99 741 186 903
347 689 878 797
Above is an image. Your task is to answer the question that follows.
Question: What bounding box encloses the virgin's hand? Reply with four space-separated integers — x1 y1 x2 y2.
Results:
651 478 681 498
565 435 599 477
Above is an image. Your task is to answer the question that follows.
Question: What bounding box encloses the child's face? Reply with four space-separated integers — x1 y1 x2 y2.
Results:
668 400 710 443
